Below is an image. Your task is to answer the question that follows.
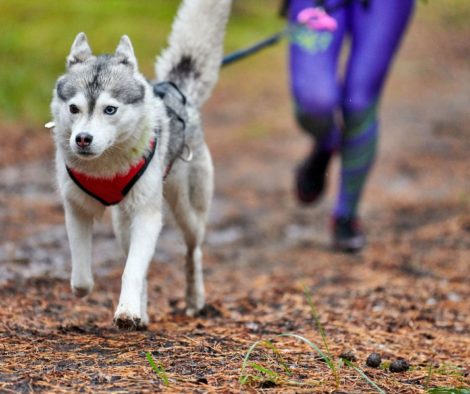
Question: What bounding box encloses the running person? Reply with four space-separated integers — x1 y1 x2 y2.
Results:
283 0 415 252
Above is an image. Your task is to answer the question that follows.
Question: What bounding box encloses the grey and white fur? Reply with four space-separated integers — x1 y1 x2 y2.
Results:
50 0 232 329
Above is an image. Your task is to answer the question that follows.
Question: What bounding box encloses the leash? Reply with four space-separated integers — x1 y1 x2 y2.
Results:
221 0 371 67
222 30 287 67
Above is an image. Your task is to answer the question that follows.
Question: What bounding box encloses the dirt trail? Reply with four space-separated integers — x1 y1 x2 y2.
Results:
0 11 469 394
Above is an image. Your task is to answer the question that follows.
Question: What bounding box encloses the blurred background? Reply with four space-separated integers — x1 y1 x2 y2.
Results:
0 1 469 392
0 1 467 122
0 1 285 123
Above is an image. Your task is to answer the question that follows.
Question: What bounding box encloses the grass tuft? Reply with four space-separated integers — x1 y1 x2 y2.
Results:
304 287 340 387
427 388 470 394
146 351 170 387
239 289 386 393
343 359 386 394
239 339 294 386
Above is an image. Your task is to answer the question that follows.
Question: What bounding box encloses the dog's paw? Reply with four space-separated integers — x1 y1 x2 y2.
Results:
114 310 146 331
140 310 149 327
186 303 222 318
185 306 199 318
185 303 205 318
71 281 94 298
185 293 205 317
114 315 146 331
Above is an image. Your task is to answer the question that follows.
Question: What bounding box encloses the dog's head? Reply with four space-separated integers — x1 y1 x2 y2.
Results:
52 33 150 160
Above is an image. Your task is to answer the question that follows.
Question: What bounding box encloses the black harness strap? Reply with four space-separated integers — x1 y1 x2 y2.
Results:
152 81 189 180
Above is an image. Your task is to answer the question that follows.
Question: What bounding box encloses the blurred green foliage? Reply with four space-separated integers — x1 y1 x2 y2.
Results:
0 0 468 125
0 0 283 124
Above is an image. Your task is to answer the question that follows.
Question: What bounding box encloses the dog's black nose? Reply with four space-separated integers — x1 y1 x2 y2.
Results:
75 133 93 148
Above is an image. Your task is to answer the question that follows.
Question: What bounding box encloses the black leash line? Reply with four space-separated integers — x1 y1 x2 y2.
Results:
222 29 286 67
221 0 370 67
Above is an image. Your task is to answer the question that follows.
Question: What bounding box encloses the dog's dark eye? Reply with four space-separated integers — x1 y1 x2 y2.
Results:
104 106 118 115
69 104 80 114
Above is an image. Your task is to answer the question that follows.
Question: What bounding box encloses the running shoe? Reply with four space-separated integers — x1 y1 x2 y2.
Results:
331 216 366 253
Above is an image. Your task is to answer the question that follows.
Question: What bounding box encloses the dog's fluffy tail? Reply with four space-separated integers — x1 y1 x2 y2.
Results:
156 0 232 108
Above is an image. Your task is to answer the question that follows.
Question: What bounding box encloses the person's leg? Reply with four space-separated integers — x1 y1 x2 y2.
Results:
332 0 415 251
288 0 347 203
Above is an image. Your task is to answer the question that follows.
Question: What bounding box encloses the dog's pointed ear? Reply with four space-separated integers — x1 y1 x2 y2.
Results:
115 35 138 70
67 32 92 69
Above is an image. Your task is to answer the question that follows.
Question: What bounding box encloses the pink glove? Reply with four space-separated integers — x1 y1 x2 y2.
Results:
297 7 338 32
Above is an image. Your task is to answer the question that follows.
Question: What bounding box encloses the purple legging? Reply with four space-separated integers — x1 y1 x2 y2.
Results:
288 0 414 218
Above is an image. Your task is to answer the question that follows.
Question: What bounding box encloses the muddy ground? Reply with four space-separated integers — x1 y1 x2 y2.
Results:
1 11 469 394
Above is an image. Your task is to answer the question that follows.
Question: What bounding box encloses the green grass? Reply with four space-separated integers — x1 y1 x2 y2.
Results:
417 0 470 29
146 351 169 387
342 359 386 394
427 389 470 394
304 287 341 387
425 363 470 394
238 291 468 392
239 339 298 387
0 1 283 124
239 289 386 392
238 330 387 391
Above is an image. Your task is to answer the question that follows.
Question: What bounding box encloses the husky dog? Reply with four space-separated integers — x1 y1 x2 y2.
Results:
50 0 232 330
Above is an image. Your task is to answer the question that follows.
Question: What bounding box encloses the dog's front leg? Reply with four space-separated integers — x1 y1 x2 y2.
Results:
64 201 94 298
114 206 162 330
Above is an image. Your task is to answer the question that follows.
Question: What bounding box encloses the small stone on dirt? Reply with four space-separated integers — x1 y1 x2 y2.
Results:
196 304 222 318
195 376 208 385
339 350 357 362
366 352 382 368
389 358 410 373
259 380 277 388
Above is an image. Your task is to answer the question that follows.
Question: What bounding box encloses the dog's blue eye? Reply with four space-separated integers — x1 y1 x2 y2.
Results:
69 104 80 114
104 106 118 115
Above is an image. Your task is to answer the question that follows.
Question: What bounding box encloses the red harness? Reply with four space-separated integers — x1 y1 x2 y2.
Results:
67 138 157 206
